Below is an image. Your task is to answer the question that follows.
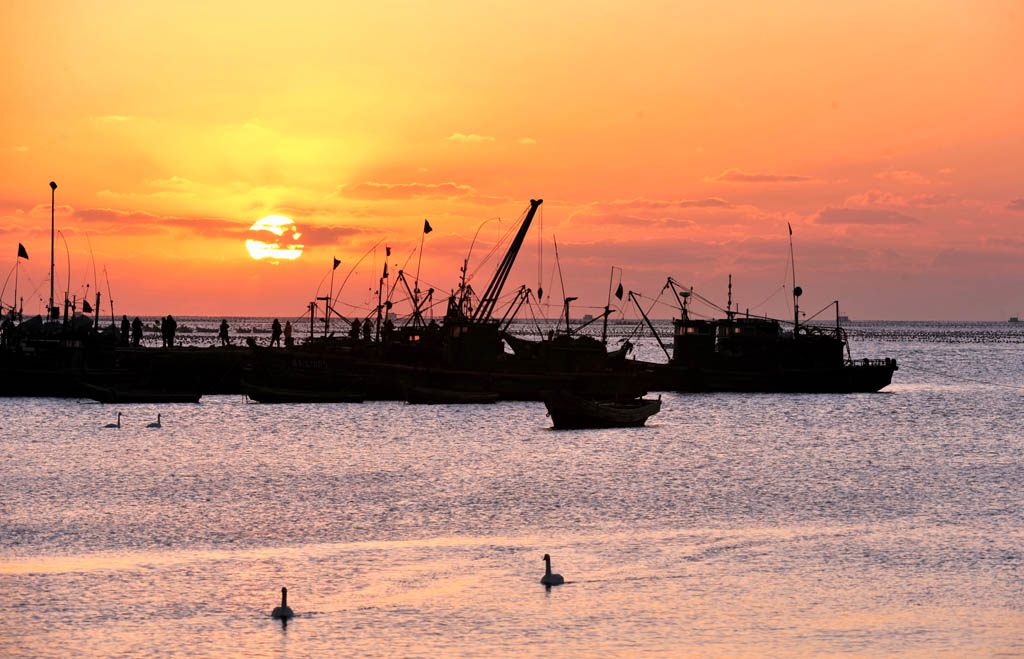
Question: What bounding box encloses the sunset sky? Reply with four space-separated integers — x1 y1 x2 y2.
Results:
2 1 1022 320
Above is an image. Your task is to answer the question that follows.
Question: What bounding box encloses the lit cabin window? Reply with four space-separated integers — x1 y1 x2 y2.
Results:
687 327 696 334
735 327 742 334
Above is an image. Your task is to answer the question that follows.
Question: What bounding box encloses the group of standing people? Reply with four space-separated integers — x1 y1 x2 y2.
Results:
117 315 293 348
120 315 145 347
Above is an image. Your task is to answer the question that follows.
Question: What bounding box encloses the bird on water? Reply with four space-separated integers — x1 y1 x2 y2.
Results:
541 554 565 586
146 414 162 428
103 412 122 429
271 587 294 619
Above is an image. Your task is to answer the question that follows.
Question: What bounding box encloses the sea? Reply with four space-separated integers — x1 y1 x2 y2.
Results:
1 321 1021 656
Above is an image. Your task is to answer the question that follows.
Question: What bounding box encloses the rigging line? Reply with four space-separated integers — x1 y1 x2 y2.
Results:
331 239 383 303
804 300 837 323
899 363 1024 391
749 284 787 312
469 209 523 279
57 230 71 304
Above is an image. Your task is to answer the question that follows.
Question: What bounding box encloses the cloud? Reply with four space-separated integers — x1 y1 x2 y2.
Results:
445 133 495 143
813 207 919 225
517 137 537 145
710 169 813 183
572 213 660 227
91 115 133 122
299 226 367 247
74 207 249 239
1008 198 1024 212
11 145 28 152
874 168 932 185
337 181 475 200
600 197 731 211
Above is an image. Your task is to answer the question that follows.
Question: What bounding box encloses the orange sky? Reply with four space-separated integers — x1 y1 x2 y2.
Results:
2 1 1022 320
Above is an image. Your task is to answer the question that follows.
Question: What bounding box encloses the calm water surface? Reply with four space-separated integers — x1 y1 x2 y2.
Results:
2 322 1022 656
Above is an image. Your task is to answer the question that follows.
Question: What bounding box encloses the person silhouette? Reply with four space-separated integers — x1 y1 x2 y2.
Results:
284 320 293 347
160 316 167 348
131 316 143 347
219 319 230 346
120 315 130 346
349 318 361 340
271 318 282 347
166 314 177 348
362 319 371 342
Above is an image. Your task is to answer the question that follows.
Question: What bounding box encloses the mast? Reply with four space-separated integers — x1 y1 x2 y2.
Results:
726 274 733 321
788 223 800 335
470 199 542 324
49 181 56 319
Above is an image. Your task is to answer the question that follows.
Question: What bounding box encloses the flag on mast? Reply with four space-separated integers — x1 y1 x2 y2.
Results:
788 222 793 235
333 257 341 270
17 243 28 259
615 283 624 300
423 219 433 234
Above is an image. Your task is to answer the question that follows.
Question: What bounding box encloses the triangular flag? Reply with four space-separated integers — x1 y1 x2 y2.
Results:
386 246 391 256
788 222 793 236
17 243 28 259
333 257 341 270
82 300 93 313
615 283 624 300
423 219 433 234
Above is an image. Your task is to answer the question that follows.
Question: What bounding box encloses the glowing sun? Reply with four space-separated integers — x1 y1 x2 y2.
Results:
246 215 304 261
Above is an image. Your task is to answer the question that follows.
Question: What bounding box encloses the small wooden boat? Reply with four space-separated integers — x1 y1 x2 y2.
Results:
241 380 364 403
404 385 499 405
544 391 661 429
80 382 202 404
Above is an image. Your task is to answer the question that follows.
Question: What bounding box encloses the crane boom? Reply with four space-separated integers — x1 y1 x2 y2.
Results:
470 198 542 323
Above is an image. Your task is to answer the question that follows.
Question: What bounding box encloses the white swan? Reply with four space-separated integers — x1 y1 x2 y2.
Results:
146 414 162 428
541 554 564 586
271 587 294 620
103 412 122 429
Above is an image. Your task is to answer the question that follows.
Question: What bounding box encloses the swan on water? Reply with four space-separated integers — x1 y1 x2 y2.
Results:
146 414 162 428
541 554 565 586
103 412 122 429
271 587 294 619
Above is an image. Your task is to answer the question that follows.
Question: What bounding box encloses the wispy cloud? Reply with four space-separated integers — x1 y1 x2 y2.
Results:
600 197 731 211
710 169 813 183
11 145 28 152
813 207 919 225
91 115 134 122
337 181 475 200
874 168 932 185
444 133 495 143
517 137 537 145
1008 198 1024 212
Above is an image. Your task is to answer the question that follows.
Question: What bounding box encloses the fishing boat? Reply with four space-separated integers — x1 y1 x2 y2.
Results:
404 384 499 404
544 391 661 429
79 382 201 403
638 278 897 393
241 379 364 403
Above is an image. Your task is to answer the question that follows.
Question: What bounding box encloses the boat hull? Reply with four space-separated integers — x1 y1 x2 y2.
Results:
544 392 662 429
645 361 897 393
79 382 201 403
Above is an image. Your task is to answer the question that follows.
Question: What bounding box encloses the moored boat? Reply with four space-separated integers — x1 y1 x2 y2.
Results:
241 379 364 403
79 382 201 403
544 391 662 429
404 384 499 404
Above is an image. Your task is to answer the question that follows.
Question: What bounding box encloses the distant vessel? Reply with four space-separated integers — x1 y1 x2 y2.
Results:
1010 316 1020 323
838 315 851 323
